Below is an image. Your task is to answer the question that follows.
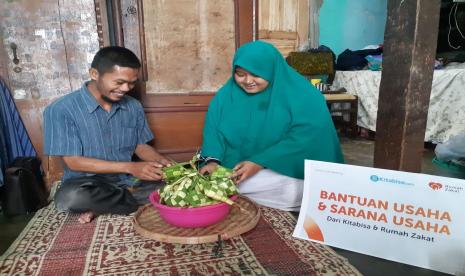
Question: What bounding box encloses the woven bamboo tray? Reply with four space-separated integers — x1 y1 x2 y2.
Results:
133 195 260 244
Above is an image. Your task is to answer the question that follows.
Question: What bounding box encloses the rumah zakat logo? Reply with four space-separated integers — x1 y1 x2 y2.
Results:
428 182 443 191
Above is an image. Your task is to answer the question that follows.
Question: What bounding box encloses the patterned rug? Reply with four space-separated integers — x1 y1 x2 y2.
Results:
0 202 361 275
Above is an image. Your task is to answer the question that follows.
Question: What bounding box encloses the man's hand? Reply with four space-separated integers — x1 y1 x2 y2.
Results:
231 161 263 184
153 156 172 167
128 162 164 181
62 156 165 181
199 162 219 175
135 144 172 167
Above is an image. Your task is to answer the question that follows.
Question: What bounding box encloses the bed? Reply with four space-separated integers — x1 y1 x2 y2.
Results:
332 63 465 143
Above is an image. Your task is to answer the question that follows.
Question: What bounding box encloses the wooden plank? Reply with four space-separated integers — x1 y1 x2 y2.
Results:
324 94 357 101
373 0 441 172
1 0 98 98
142 93 213 161
137 0 148 82
120 0 142 61
119 0 148 83
259 30 298 40
259 0 270 31
144 94 213 161
235 0 257 48
143 0 234 93
146 110 207 158
282 0 297 31
268 0 279 31
111 0 124 46
258 30 297 40
278 0 284 30
94 0 111 47
141 92 214 109
0 27 11 86
259 38 296 56
297 0 309 48
258 0 306 52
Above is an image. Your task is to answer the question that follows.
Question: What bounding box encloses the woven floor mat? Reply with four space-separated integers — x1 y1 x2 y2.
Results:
1 188 361 275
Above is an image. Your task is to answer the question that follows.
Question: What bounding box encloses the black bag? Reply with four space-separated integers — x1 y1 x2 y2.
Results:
336 48 383 71
1 157 49 216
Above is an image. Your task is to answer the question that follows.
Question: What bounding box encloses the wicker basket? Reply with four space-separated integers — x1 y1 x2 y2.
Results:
133 195 261 244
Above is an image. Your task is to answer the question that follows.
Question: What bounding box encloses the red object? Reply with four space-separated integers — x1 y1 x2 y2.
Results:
149 191 237 228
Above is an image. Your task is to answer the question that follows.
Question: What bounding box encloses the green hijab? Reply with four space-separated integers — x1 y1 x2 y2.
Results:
201 40 343 179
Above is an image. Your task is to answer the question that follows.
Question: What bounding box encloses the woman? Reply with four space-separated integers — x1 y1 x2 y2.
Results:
199 40 343 211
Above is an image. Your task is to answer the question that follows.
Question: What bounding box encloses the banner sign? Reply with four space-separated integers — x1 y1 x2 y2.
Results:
293 160 465 275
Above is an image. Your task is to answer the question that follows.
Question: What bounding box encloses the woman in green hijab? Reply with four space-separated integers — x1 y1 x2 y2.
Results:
200 40 343 211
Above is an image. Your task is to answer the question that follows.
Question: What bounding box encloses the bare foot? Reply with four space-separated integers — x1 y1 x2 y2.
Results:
78 211 96 224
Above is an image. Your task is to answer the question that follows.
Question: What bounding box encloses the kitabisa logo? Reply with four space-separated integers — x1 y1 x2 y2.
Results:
370 175 414 186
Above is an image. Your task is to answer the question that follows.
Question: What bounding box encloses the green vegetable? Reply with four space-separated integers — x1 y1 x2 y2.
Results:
159 155 238 207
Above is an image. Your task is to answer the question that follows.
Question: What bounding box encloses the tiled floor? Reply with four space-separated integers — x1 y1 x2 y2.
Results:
0 136 457 275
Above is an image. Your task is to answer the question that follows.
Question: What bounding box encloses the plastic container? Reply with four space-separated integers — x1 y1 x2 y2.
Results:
149 191 237 228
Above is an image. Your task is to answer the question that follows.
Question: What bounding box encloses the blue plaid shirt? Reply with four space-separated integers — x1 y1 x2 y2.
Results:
43 83 154 182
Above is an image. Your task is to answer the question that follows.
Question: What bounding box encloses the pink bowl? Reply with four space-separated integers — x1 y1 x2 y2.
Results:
149 191 237 228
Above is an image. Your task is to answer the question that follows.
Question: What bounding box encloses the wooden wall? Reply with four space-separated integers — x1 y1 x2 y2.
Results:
0 0 100 186
0 0 99 99
142 0 235 94
143 93 214 162
259 0 309 56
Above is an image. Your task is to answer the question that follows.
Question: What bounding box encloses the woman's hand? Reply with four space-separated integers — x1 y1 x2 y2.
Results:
199 162 219 175
231 161 263 184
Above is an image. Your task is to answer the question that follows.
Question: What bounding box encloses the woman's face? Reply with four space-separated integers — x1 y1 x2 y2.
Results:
234 67 269 94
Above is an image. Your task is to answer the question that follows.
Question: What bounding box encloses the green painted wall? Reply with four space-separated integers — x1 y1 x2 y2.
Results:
319 0 387 56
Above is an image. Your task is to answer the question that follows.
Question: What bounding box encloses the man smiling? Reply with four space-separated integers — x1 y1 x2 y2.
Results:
43 46 170 223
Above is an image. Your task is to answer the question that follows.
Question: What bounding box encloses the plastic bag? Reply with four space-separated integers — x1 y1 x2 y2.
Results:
435 132 465 166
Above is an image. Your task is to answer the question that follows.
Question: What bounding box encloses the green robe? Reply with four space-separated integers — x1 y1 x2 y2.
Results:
202 40 344 179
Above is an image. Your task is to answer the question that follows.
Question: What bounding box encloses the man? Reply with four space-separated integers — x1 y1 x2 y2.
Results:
43 46 170 223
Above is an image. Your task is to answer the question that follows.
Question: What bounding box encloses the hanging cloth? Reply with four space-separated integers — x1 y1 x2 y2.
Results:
0 79 37 186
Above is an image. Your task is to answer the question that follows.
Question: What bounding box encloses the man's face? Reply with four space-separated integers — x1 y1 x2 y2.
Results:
90 65 139 103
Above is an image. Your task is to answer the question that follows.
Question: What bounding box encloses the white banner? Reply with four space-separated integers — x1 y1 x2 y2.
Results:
293 160 465 275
